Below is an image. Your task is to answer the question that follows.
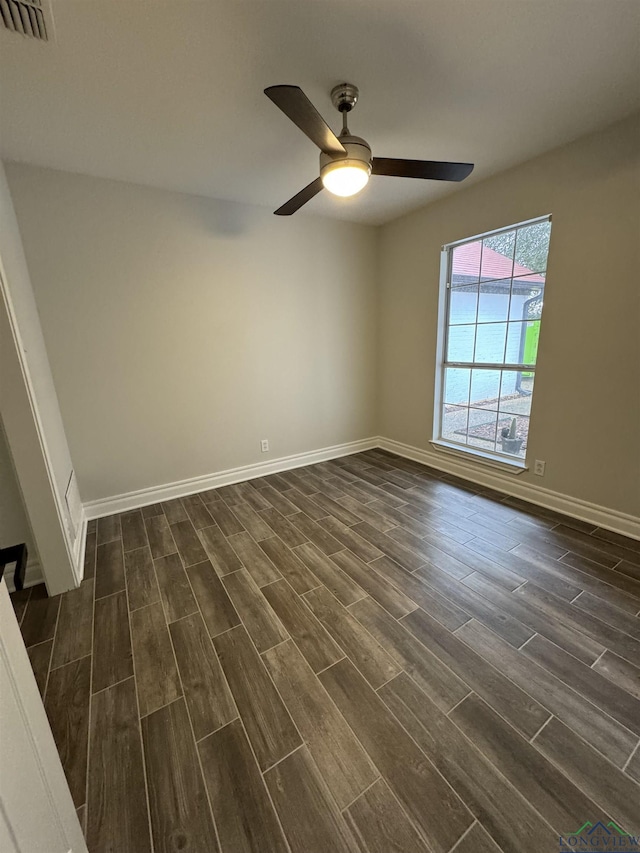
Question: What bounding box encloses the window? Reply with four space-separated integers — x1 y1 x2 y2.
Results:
433 216 552 467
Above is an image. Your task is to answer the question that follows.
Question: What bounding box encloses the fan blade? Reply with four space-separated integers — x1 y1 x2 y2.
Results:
265 85 346 157
274 177 324 216
372 158 474 182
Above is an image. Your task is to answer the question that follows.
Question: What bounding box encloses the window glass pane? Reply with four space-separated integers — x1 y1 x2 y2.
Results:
477 279 511 323
444 368 471 406
480 231 515 281
499 373 534 416
451 240 481 286
513 221 551 273
505 320 540 365
470 369 501 410
474 322 506 364
497 414 529 458
442 406 469 444
467 409 499 452
449 286 478 325
447 324 475 362
509 274 544 321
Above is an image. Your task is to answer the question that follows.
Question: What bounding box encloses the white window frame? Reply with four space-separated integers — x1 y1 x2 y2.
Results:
432 215 551 472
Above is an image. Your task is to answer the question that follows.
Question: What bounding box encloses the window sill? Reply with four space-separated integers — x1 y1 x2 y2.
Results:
430 440 529 474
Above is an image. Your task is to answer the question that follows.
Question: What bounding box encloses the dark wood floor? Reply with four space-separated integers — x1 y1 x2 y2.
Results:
11 449 640 853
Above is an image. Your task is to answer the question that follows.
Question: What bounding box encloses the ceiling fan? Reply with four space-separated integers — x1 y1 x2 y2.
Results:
264 83 474 215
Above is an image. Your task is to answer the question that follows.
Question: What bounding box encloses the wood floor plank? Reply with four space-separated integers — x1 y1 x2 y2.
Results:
51 577 94 668
142 697 219 853
130 602 182 716
229 502 275 540
228 532 282 586
260 506 309 547
462 572 604 663
465 537 582 600
198 719 288 853
304 585 401 688
264 640 377 810
318 515 384 562
120 510 147 552
206 498 245 536
198 523 243 575
533 715 640 834
213 625 302 770
320 658 474 853
330 549 416 618
124 546 160 611
182 494 216 529
141 502 165 518
170 519 208 566
262 580 343 673
515 582 640 665
626 747 640 784
350 596 470 713
83 530 96 579
344 778 430 853
456 619 638 767
95 540 126 599
265 746 361 853
161 498 189 523
45 655 91 807
144 514 176 560
572 590 640 640
27 639 52 696
511 542 640 614
259 535 320 593
222 569 289 653
312 491 363 526
289 511 344 555
522 633 640 736
255 481 299 515
371 555 471 631
592 650 640 700
294 542 366 606
335 494 395 531
452 823 502 853
378 672 559 853
450 693 611 831
92 590 133 692
416 566 535 648
401 607 549 738
169 612 237 740
154 552 198 623
87 678 151 853
351 522 424 571
558 548 640 600
366 498 440 539
556 523 639 566
97 514 121 545
186 560 240 637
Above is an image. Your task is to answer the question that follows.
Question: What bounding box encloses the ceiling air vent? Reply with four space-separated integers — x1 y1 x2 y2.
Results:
0 0 49 40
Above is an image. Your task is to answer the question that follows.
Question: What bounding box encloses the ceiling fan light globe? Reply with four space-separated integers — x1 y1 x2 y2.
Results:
321 160 371 197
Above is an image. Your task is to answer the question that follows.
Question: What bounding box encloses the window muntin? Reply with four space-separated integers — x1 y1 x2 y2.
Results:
436 217 551 462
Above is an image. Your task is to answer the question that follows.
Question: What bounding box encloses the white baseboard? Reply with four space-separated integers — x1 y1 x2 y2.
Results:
80 433 639 542
83 437 378 519
378 436 640 541
4 559 43 593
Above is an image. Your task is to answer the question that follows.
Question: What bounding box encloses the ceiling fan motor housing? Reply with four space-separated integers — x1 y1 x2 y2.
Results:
320 134 372 175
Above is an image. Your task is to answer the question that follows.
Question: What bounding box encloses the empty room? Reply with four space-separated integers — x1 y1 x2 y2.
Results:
1 2 639 852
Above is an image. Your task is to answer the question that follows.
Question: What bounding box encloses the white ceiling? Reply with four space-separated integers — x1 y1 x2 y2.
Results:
1 0 639 224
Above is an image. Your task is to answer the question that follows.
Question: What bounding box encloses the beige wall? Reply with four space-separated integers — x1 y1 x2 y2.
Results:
378 114 640 516
5 166 377 502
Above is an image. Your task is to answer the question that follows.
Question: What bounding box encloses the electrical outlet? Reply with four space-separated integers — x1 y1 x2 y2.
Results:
534 460 546 476
261 439 269 453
